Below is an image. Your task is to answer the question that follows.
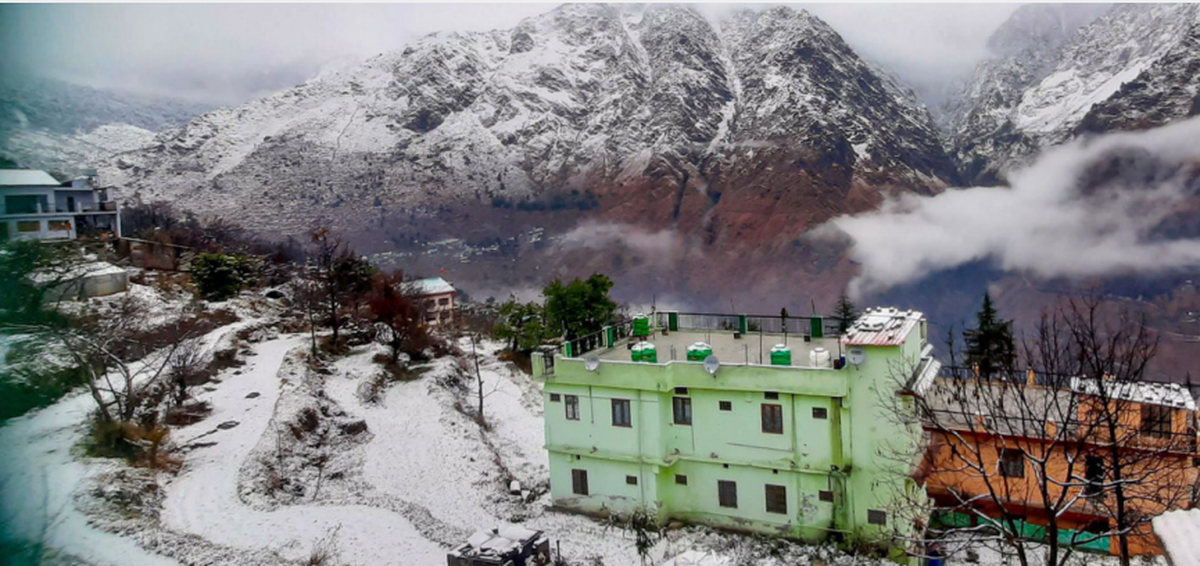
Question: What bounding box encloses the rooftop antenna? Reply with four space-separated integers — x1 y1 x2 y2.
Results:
759 322 764 364
781 307 789 347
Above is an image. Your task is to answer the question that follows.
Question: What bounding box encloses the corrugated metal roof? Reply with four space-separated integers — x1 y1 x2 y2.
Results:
402 277 455 297
0 170 61 187
1071 376 1196 410
841 306 923 346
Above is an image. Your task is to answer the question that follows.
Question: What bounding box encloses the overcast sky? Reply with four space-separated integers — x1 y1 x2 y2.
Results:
0 2 1019 106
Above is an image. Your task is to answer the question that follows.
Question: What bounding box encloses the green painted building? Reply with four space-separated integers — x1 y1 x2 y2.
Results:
533 308 939 559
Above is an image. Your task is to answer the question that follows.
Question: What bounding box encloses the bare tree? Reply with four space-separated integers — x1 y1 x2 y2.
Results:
308 228 372 353
367 271 430 365
891 299 1195 566
167 337 205 407
1055 297 1193 566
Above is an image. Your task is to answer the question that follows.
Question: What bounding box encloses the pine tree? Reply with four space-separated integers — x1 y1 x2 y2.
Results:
834 292 858 333
965 292 1016 378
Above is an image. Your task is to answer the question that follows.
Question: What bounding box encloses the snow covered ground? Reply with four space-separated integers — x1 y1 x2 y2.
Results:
0 324 1156 566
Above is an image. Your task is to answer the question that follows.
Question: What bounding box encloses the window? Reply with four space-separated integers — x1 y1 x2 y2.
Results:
674 387 688 395
675 474 688 486
437 297 450 306
719 400 732 411
612 399 632 427
812 407 828 419
1084 455 1105 497
764 391 779 400
572 469 589 495
999 448 1024 478
16 221 39 233
818 490 834 503
1141 405 1173 438
565 395 579 421
867 509 887 526
626 475 638 485
673 397 692 425
762 404 784 434
549 393 561 402
718 480 738 508
47 220 71 232
765 484 787 514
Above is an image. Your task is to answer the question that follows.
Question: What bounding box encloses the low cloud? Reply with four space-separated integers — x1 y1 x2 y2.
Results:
823 117 1200 296
559 221 680 257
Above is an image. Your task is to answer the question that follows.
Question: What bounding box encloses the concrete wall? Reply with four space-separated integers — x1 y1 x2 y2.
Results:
1 187 54 215
538 331 929 555
5 216 75 241
42 267 128 301
53 189 96 213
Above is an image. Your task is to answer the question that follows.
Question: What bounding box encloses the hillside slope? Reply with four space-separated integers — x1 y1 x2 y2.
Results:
98 4 954 246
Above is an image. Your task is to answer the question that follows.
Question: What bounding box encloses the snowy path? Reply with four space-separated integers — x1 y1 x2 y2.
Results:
0 381 179 565
163 336 445 565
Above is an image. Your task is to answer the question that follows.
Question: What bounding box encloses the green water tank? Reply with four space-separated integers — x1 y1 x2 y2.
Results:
687 342 713 362
630 342 644 362
641 343 657 363
770 344 792 366
632 313 651 337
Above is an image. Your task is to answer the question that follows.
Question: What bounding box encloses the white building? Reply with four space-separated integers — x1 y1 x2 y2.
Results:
403 277 457 327
0 170 121 241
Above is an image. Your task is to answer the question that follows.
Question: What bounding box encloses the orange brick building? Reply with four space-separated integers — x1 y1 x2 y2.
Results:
919 375 1199 556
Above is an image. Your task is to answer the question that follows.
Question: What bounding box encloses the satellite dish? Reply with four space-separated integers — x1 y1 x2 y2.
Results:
584 354 600 372
847 348 867 366
703 355 720 376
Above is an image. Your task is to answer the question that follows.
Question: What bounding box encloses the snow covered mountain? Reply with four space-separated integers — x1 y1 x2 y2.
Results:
98 4 955 243
0 75 212 175
946 3 1200 185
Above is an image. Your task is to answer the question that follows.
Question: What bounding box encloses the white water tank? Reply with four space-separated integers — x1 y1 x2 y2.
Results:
808 347 831 368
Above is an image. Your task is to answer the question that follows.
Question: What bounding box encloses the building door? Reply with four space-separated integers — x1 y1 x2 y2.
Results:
66 196 75 212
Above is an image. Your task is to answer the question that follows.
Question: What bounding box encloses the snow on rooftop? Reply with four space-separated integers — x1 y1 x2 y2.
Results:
450 526 543 559
1153 508 1200 565
841 306 923 347
1070 377 1197 410
403 277 456 297
0 169 61 187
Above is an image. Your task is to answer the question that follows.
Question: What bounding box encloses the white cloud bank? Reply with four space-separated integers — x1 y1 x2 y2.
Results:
825 117 1200 296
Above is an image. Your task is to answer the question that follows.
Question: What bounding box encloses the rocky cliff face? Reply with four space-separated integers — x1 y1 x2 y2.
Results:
945 3 1200 185
99 4 954 248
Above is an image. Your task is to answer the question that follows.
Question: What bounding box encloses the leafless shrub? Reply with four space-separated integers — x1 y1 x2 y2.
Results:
306 525 343 566
164 400 212 426
167 338 205 407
